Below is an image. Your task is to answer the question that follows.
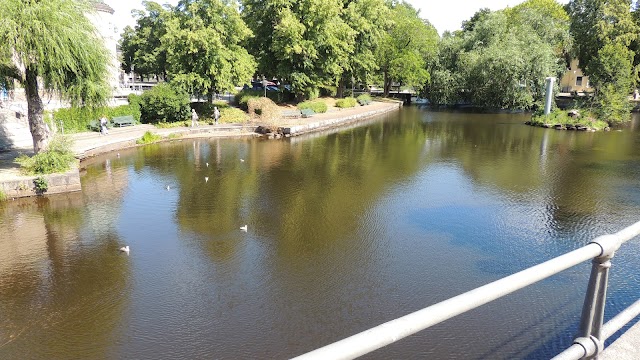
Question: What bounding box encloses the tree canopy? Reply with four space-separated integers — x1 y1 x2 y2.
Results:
119 1 171 79
0 0 110 152
426 5 569 109
568 0 638 122
376 2 438 97
163 0 256 100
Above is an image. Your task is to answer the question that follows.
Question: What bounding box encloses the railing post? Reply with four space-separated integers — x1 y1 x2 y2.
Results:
575 234 619 359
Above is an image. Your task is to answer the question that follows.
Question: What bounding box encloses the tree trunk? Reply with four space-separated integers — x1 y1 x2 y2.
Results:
25 67 50 153
337 77 345 98
383 70 391 98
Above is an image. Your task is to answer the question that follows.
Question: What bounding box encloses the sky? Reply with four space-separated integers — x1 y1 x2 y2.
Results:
106 0 570 36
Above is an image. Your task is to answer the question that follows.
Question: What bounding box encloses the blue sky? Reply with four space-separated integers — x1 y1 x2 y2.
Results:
107 0 570 36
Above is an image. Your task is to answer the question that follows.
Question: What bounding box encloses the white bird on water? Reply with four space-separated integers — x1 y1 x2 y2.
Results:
119 246 130 254
117 153 120 158
166 185 170 191
205 177 209 183
240 159 245 162
240 225 248 232
206 162 209 167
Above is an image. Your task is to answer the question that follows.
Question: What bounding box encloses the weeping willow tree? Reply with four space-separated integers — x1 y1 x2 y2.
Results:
0 0 110 153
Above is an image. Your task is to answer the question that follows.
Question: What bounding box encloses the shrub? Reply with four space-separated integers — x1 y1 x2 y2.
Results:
54 104 141 133
357 94 372 103
0 189 6 202
335 97 358 108
16 135 76 175
530 108 608 130
218 107 249 124
235 90 262 110
297 100 328 113
154 121 190 129
139 83 191 124
136 131 162 145
34 176 48 193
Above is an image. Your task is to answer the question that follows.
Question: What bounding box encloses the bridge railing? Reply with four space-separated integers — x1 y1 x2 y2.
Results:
292 221 640 360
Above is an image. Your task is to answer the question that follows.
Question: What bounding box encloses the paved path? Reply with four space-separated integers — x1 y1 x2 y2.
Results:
0 101 400 183
601 319 640 359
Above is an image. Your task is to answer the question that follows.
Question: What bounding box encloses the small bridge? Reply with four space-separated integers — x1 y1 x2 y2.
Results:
293 221 640 359
355 90 415 104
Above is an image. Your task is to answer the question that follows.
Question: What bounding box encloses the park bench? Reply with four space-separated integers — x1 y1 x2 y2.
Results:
112 115 135 127
300 109 315 118
282 110 302 118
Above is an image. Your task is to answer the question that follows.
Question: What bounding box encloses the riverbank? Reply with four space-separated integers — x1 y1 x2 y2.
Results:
0 100 401 199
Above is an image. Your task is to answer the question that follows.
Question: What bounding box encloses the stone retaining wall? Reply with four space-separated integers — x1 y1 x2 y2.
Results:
281 102 402 136
0 168 81 199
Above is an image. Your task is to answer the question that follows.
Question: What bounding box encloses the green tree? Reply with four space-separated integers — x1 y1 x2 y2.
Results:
377 2 438 97
426 7 567 109
243 0 356 99
337 0 390 97
568 0 638 122
163 0 256 101
119 1 171 80
0 0 110 152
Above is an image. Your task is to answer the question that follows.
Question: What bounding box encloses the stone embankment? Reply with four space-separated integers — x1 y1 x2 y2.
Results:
0 100 402 199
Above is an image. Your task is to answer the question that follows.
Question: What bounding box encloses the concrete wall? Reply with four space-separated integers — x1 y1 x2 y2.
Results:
0 108 33 150
0 168 81 199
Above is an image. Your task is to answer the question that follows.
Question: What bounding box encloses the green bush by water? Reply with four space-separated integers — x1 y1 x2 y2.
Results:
335 97 358 108
297 100 328 113
357 94 372 103
530 108 608 130
34 176 48 193
218 108 249 123
139 83 191 124
16 136 77 175
54 104 141 133
136 131 163 145
0 189 6 202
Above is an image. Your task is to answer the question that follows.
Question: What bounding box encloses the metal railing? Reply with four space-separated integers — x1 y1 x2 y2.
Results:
293 221 640 360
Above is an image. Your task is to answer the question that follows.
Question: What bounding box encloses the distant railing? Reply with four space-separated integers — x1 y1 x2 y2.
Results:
292 221 640 360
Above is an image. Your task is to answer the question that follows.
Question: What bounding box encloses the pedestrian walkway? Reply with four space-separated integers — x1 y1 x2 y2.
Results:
0 100 400 186
601 319 640 359
70 123 256 158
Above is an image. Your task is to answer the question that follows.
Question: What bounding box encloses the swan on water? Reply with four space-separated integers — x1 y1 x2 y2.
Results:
166 185 170 191
240 225 247 232
240 159 245 162
205 177 209 183
206 162 209 167
119 246 130 254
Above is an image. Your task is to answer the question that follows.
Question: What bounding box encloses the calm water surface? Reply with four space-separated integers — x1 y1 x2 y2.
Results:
2 108 640 359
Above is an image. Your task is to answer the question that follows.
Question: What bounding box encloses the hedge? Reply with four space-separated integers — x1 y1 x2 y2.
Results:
139 83 191 124
297 100 327 113
335 97 358 108
53 104 141 133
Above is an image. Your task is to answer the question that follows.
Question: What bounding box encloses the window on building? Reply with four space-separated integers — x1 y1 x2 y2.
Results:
576 76 583 86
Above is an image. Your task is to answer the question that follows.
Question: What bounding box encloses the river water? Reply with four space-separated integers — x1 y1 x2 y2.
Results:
2 107 640 359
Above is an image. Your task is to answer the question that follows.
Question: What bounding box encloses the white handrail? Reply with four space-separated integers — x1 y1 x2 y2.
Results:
293 221 640 360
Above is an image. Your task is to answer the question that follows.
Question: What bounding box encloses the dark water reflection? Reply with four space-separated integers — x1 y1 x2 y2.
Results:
2 108 640 359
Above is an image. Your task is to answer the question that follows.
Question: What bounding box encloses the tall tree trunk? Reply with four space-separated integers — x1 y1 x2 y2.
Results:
25 67 50 153
383 70 391 98
337 77 345 98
